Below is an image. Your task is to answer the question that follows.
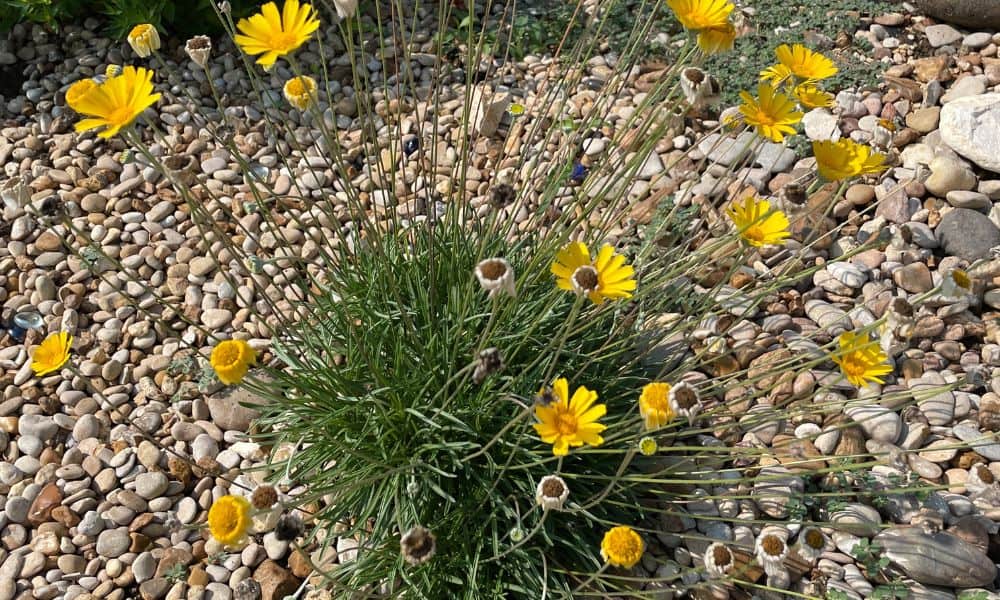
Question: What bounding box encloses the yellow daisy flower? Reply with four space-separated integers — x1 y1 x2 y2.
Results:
638 382 674 431
283 75 318 110
210 339 257 385
697 22 737 54
234 0 321 69
760 63 793 86
127 24 161 58
70 66 161 139
533 378 606 456
65 79 98 108
601 525 645 568
775 43 838 81
738 83 803 143
812 139 887 182
794 82 835 109
31 332 73 376
208 495 252 545
830 331 893 387
726 196 790 247
666 0 734 30
551 242 636 305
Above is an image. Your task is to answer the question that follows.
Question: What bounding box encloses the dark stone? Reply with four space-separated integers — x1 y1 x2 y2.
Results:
936 208 1000 261
912 0 1000 29
875 527 996 587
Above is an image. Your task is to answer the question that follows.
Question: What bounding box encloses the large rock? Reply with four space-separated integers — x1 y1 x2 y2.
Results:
207 387 265 431
875 527 996 587
940 94 1000 174
936 208 1000 260
913 0 1000 29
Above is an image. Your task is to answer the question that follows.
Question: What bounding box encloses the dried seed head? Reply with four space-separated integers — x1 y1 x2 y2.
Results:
889 297 913 317
490 184 516 208
251 485 278 509
473 347 504 384
704 542 734 576
185 35 212 69
536 475 569 511
400 525 436 566
474 258 516 298
275 513 305 541
668 381 701 420
802 528 824 550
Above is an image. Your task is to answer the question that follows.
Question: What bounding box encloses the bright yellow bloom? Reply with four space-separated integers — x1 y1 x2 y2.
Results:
71 66 160 139
31 332 72 376
234 0 321 69
65 79 98 109
812 139 887 182
666 0 733 30
775 44 837 81
726 196 790 247
127 24 161 58
283 75 317 110
697 22 737 54
638 382 674 430
794 82 835 109
830 331 892 387
760 63 793 86
551 242 636 305
738 83 803 143
533 378 606 456
210 339 257 385
208 495 252 545
601 526 644 568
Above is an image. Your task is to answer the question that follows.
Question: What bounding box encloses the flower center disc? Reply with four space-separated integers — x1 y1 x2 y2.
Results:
555 411 578 435
572 266 599 293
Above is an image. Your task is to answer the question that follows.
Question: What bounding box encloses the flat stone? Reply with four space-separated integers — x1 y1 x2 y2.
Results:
893 262 933 293
941 75 987 103
875 527 996 587
925 24 964 48
697 132 755 167
953 423 1000 460
946 190 990 210
207 388 263 431
940 93 1000 174
802 109 840 141
846 405 901 443
906 106 940 133
937 208 1000 260
96 527 131 558
134 471 169 499
924 156 976 197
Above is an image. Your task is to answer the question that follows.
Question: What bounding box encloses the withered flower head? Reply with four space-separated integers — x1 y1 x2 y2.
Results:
251 485 279 509
473 347 504 384
400 525 436 566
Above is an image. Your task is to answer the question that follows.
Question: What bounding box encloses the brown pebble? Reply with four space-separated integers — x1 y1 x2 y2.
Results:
27 482 63 527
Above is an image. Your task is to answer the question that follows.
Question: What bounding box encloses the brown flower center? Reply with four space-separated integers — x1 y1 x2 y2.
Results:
541 478 565 498
572 266 599 292
673 386 697 409
478 259 507 281
803 528 824 550
760 535 785 557
712 545 733 566
188 36 210 50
